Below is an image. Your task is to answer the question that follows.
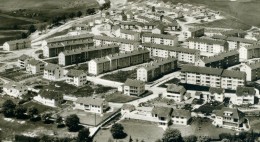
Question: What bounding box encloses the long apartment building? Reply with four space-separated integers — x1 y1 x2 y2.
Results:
142 33 178 46
187 38 228 54
58 44 120 66
227 37 256 50
180 65 246 90
142 43 200 63
195 50 239 69
239 44 260 61
42 34 94 57
88 49 150 75
240 62 260 81
94 35 140 52
3 39 31 51
137 57 177 82
115 29 141 41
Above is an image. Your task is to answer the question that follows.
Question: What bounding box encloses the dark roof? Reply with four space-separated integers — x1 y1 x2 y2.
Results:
227 37 256 44
171 109 191 118
236 86 256 96
124 78 144 87
122 104 135 111
94 35 140 44
215 107 245 120
46 34 94 43
142 43 199 54
187 38 226 45
18 54 31 61
201 50 239 64
44 63 61 71
27 59 44 66
66 69 86 77
182 65 246 79
209 87 224 94
39 90 63 100
142 33 177 39
167 84 186 95
75 97 105 106
152 106 173 117
6 38 31 45
244 61 260 69
139 57 177 71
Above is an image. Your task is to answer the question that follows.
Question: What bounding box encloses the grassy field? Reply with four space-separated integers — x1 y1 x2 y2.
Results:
0 16 32 29
105 92 139 103
101 70 137 83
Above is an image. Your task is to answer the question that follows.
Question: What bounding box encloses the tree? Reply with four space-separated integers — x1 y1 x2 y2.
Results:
155 139 162 142
21 32 28 39
77 11 82 17
65 114 80 132
86 8 95 15
162 128 183 142
27 106 39 120
2 100 16 117
197 136 210 142
38 24 47 33
14 105 27 119
28 25 36 34
183 135 197 142
110 123 126 139
129 136 133 142
152 6 156 12
41 112 52 124
77 128 90 142
69 12 75 19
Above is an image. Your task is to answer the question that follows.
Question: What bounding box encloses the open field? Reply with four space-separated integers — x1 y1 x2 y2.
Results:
0 16 32 29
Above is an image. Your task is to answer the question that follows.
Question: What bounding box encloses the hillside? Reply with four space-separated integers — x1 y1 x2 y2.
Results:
0 0 99 11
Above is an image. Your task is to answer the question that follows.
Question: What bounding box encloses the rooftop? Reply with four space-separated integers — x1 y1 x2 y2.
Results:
151 106 173 117
236 86 256 96
46 34 94 43
75 97 105 106
187 37 226 45
142 33 177 39
171 109 191 118
167 84 186 95
66 69 86 77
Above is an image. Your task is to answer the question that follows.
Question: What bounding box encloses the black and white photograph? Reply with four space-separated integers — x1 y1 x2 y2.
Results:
0 0 260 141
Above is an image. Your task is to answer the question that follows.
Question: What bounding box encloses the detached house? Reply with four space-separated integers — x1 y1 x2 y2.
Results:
152 106 173 126
33 90 63 108
74 97 109 114
212 107 248 131
123 78 145 96
26 59 45 74
165 84 186 102
43 64 64 81
17 54 33 69
3 82 28 98
229 86 256 105
171 109 191 125
209 87 225 102
66 69 87 87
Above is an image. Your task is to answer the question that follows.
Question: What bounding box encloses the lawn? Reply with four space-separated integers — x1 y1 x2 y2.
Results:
101 70 137 83
105 92 139 103
94 119 164 142
59 107 120 126
22 101 54 114
0 16 32 29
0 70 28 81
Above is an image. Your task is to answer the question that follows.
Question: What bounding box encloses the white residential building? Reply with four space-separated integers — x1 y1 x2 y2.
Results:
3 39 31 51
141 33 178 46
239 44 260 61
17 54 33 69
123 78 145 96
43 63 64 81
3 82 28 98
74 97 108 114
142 43 200 63
164 84 186 102
26 59 45 74
171 109 191 125
209 87 225 102
228 86 256 105
33 90 63 108
187 38 228 54
240 62 260 81
66 69 87 87
181 65 246 90
227 37 256 50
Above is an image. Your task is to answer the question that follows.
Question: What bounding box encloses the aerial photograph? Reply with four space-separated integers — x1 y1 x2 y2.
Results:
1 0 260 141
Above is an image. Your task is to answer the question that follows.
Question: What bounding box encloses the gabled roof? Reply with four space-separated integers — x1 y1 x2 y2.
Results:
91 57 110 63
181 65 223 76
227 37 256 44
142 43 199 54
142 33 177 39
106 49 149 60
236 86 256 96
244 61 260 70
5 38 31 45
138 57 176 71
152 106 173 117
46 34 94 43
39 90 63 100
44 63 61 71
201 50 239 64
18 54 31 61
221 70 246 79
28 59 44 66
124 78 144 87
167 84 186 95
215 107 245 120
3 82 25 90
187 38 226 45
209 87 224 94
120 29 140 35
75 97 105 106
66 69 86 77
171 109 191 118
94 35 140 44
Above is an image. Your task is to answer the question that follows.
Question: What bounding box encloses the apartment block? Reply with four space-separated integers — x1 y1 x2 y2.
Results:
3 39 31 51
142 33 178 46
164 84 186 102
183 27 204 39
94 35 140 52
26 59 45 74
240 62 260 81
116 29 141 41
187 38 228 54
66 69 87 87
195 50 239 69
58 44 120 66
137 57 177 82
74 97 108 114
88 49 150 75
227 37 256 50
42 34 94 57
43 63 64 81
142 43 200 63
123 78 145 96
239 44 260 61
180 65 246 90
